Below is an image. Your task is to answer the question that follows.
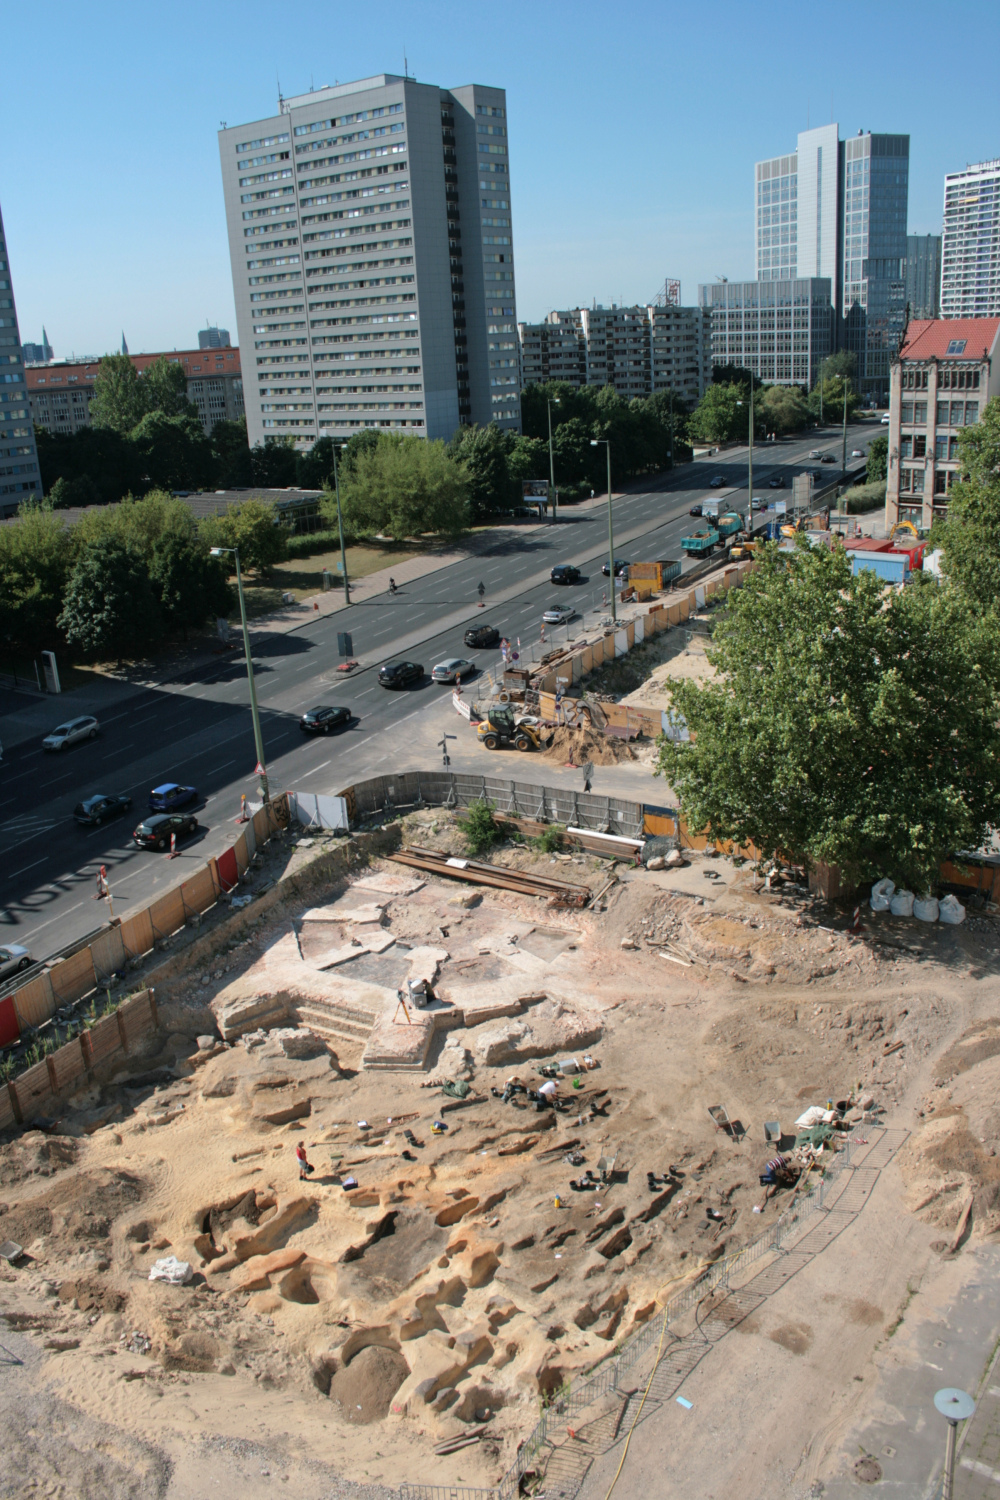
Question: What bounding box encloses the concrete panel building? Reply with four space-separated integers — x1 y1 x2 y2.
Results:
885 315 1000 528
0 200 42 515
517 303 710 405
906 234 941 319
218 73 519 449
697 278 834 388
27 349 244 438
940 160 1000 319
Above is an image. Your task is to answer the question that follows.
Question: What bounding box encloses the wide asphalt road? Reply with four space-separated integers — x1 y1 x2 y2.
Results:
1 424 875 965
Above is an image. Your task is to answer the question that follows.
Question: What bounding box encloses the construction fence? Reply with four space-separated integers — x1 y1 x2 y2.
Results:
399 1121 884 1500
0 797 289 1048
0 988 158 1131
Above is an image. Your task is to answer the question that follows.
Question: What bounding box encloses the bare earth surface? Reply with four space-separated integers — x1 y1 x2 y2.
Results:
2 813 999 1499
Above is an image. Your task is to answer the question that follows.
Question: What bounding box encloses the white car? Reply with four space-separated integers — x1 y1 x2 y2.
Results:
851 449 865 458
431 657 476 684
880 414 890 424
0 944 33 981
42 716 99 751
542 604 575 625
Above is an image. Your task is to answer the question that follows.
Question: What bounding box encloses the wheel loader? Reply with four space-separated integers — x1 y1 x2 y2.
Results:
477 708 546 752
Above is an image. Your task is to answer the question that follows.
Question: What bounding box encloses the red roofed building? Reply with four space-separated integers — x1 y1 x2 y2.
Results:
886 315 1000 528
26 348 244 438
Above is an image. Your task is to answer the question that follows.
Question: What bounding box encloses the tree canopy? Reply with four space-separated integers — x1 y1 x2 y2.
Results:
656 541 1000 892
58 535 162 663
340 435 469 538
936 397 1000 611
687 382 756 445
758 384 810 436
200 497 288 575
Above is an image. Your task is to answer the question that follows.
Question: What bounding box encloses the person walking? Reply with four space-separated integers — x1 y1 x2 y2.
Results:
295 1141 314 1179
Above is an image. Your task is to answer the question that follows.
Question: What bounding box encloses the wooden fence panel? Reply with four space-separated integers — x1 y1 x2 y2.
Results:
148 889 185 940
117 990 155 1052
12 1059 56 1121
0 1082 16 1131
82 1013 123 1068
180 866 217 915
252 805 271 843
47 1036 86 1093
233 831 250 875
0 995 18 1048
120 908 154 960
90 927 126 980
11 972 56 1030
49 948 97 1006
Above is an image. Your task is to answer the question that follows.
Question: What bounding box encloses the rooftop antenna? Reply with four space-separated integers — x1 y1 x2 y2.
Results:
277 73 285 114
404 50 409 78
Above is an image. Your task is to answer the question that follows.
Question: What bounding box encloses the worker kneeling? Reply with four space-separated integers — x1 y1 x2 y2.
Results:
759 1153 796 1188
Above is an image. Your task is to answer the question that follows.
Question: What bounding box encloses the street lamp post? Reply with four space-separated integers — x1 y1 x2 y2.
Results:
935 1388 975 1500
210 546 269 802
841 378 849 473
748 381 754 523
547 397 560 520
329 441 350 606
590 438 616 623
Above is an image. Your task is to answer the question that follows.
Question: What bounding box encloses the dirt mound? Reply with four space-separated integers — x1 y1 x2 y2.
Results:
540 726 638 766
0 1132 80 1189
328 1345 410 1423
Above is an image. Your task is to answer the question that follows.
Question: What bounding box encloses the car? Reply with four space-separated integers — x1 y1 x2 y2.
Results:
808 449 823 459
708 476 725 488
42 716 99 751
431 657 476 684
148 782 198 812
689 504 703 517
0 944 33 981
73 793 133 827
821 453 836 463
807 469 823 482
464 624 501 648
601 559 629 577
880 414 890 424
300 705 353 735
851 448 865 458
542 603 575 625
549 564 581 585
751 496 767 510
133 812 198 851
768 476 786 489
378 661 424 689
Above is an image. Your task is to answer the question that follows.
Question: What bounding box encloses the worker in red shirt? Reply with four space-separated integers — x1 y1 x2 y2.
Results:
295 1142 314 1179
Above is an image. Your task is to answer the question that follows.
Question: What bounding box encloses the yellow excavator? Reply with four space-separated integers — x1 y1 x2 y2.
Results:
477 708 546 752
889 519 920 545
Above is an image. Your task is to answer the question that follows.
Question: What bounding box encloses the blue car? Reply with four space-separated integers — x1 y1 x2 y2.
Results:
149 782 198 813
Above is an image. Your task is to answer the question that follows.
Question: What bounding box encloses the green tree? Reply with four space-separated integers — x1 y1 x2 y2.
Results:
340 435 469 538
150 533 233 637
58 535 161 662
341 428 385 471
90 354 148 433
758 384 810 436
250 436 298 487
0 503 74 654
711 364 760 389
48 474 101 509
36 423 140 505
295 435 336 490
688 382 753 445
808 373 861 421
131 411 215 491
506 433 550 489
449 424 511 520
141 356 198 420
200 497 288 574
937 397 1000 610
818 351 857 382
211 417 253 488
866 433 888 484
656 541 1000 892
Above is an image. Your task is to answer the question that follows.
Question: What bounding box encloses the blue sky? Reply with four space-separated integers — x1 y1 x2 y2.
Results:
3 0 998 357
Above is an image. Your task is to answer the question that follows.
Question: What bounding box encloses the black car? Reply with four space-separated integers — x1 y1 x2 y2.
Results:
133 812 198 850
549 564 581 585
821 453 836 463
300 705 353 735
601 559 629 577
378 661 424 689
768 476 786 489
708 476 725 488
689 504 703 517
464 624 501 648
73 793 133 827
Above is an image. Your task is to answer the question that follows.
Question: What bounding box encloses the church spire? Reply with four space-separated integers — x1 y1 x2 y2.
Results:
121 331 129 355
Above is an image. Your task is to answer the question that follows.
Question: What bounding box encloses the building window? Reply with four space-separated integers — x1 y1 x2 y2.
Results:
934 470 949 495
900 435 912 458
912 469 924 494
901 401 913 423
936 400 950 426
965 400 979 425
913 434 926 458
914 401 927 424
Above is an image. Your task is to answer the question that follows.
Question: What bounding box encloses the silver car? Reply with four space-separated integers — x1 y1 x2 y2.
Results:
0 944 33 981
42 716 99 751
431 658 476 684
542 604 575 625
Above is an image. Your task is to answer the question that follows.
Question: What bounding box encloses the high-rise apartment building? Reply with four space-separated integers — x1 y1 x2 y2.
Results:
517 303 711 406
906 235 942 319
0 200 42 515
750 126 909 400
219 73 519 449
697 278 833 388
940 160 1000 319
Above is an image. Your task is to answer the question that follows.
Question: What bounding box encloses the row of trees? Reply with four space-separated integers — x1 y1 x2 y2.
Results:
687 353 862 445
656 397 1000 895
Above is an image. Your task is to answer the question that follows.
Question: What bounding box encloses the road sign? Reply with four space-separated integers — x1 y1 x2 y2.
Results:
337 631 353 657
254 761 265 775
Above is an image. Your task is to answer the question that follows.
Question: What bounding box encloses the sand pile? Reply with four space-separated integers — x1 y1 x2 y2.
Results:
540 725 638 766
328 1346 411 1423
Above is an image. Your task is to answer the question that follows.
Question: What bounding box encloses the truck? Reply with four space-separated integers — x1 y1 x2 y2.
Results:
715 512 743 539
681 529 720 556
628 559 682 589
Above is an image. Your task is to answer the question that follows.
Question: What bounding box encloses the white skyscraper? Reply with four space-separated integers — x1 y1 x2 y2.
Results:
219 73 520 449
941 159 1000 319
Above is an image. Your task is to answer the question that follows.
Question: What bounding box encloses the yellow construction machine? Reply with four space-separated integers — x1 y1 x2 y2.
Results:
477 708 546 752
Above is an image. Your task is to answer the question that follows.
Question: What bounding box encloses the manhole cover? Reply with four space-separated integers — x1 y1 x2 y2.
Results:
854 1457 882 1484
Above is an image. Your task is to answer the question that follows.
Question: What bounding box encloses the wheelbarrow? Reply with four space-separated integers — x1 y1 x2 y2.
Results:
708 1104 746 1143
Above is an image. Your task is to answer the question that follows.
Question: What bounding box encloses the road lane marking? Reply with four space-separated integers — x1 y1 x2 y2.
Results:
7 857 47 880
13 900 86 941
